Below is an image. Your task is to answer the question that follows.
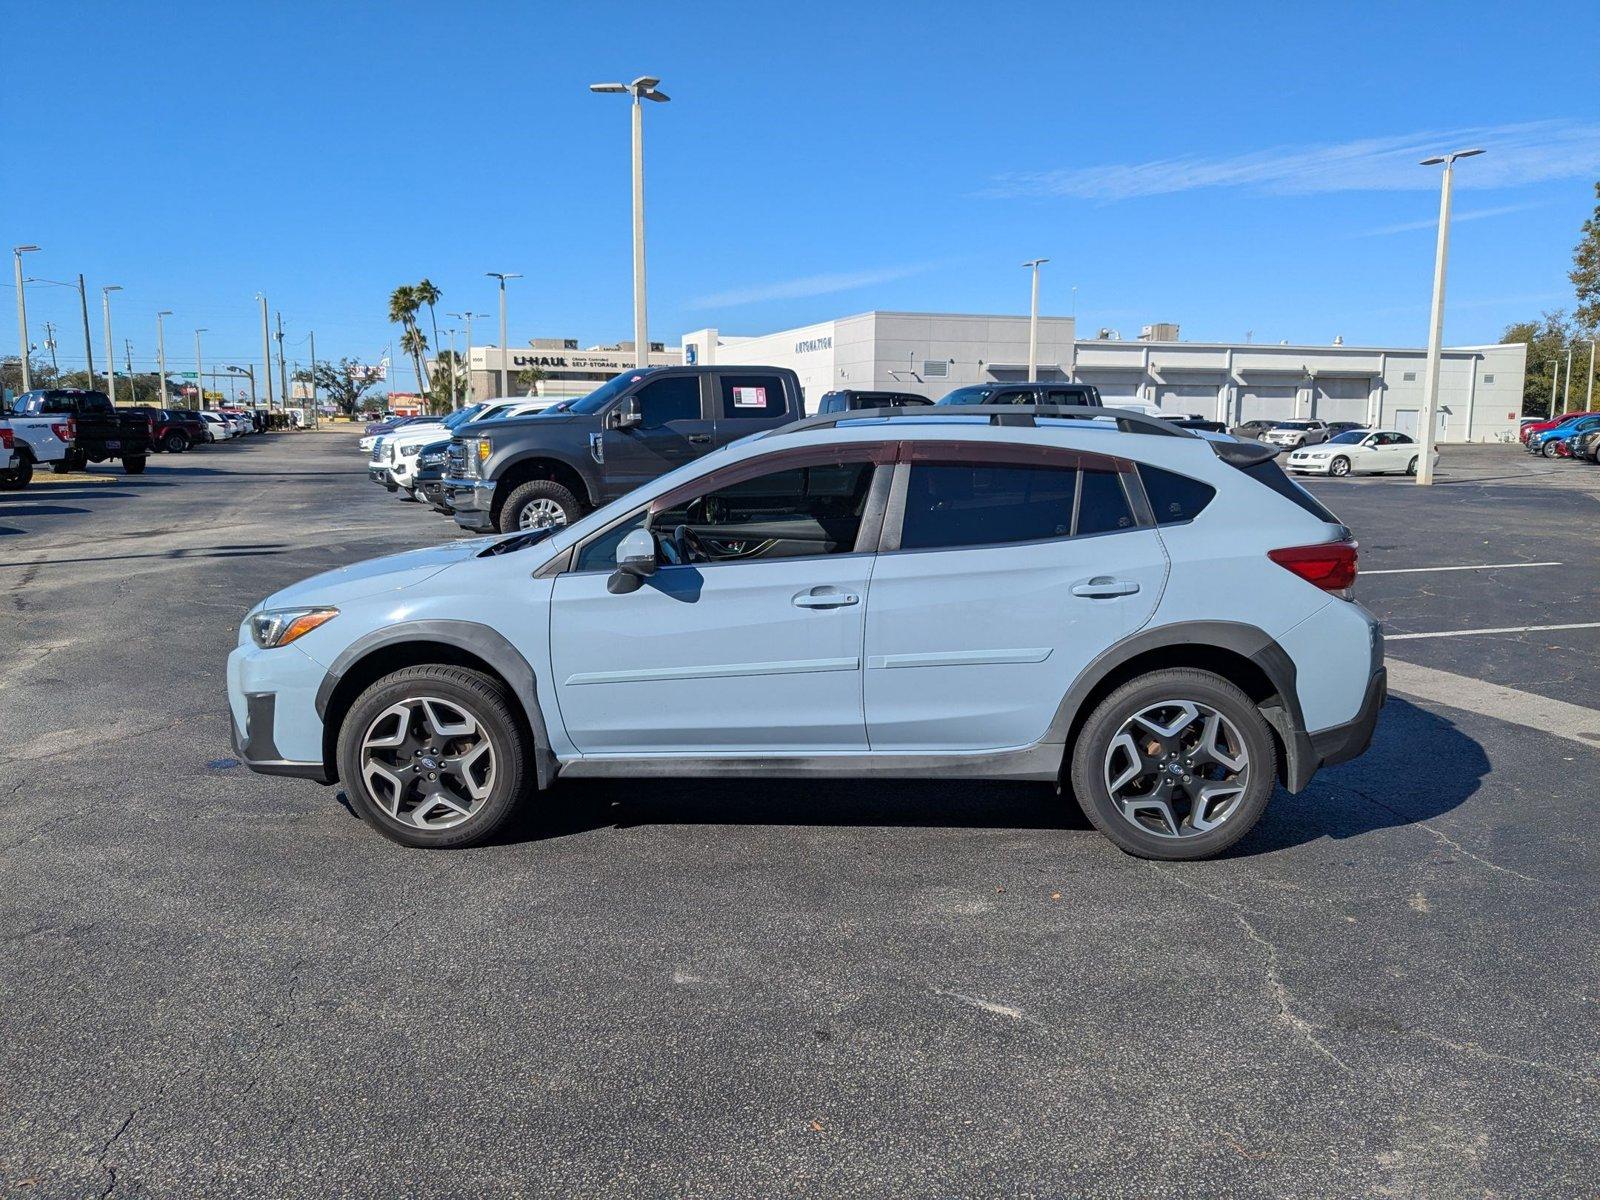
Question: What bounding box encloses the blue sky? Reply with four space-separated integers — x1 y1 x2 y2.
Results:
6 0 1598 386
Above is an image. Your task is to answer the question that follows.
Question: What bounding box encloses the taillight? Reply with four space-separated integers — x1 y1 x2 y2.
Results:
0 428 12 450
51 421 74 443
1268 540 1358 593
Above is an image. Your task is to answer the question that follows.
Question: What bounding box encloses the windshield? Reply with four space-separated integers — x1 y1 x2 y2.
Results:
1276 421 1314 430
936 386 993 406
1328 431 1367 444
566 369 659 415
441 405 484 430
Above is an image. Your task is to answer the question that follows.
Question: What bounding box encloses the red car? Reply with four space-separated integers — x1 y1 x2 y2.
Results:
1520 411 1600 443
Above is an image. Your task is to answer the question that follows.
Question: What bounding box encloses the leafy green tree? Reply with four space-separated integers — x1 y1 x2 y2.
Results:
297 358 381 415
1501 310 1589 416
1573 181 1600 331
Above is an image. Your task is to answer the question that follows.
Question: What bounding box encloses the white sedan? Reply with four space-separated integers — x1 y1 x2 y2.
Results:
200 412 236 440
1287 428 1437 477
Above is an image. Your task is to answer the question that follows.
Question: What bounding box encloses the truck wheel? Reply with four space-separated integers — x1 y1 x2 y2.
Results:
163 431 189 453
1068 667 1277 861
0 453 32 491
51 456 74 474
123 455 147 475
499 479 583 533
336 664 531 849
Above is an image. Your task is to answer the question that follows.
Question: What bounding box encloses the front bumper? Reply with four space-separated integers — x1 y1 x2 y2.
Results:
227 642 335 782
444 476 496 531
229 691 333 782
1286 456 1332 474
368 464 394 486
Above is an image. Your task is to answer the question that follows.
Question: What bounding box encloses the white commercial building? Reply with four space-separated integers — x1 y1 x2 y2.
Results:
466 338 681 402
682 312 1527 443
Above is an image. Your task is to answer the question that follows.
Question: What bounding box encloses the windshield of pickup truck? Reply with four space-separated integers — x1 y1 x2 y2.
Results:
566 369 660 415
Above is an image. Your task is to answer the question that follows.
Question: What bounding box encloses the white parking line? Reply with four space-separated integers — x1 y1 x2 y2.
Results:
1387 659 1600 747
1388 621 1600 641
1364 561 1562 576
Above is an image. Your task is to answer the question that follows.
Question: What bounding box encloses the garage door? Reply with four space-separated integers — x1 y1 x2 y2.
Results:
1313 377 1371 424
1075 373 1141 405
1154 382 1222 419
1237 383 1299 423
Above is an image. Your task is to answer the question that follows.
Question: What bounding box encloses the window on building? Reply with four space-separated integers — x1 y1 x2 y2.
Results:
1402 371 1417 382
1483 374 1495 384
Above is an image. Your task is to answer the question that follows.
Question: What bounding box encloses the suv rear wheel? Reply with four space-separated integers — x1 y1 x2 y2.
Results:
1069 668 1277 860
337 664 530 849
499 479 583 534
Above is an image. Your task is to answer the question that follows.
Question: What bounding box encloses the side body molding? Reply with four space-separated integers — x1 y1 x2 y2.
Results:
314 619 559 789
1042 620 1315 792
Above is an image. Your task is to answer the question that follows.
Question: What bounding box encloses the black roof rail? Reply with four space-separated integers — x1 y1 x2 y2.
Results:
763 403 1198 441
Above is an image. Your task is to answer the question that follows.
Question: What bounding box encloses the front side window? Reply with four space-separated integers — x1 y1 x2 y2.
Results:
633 376 702 428
900 459 1135 550
574 509 649 572
719 374 787 420
653 459 875 563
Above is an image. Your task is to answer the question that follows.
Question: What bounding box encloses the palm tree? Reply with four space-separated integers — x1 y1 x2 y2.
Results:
388 285 427 396
399 326 429 398
414 279 445 403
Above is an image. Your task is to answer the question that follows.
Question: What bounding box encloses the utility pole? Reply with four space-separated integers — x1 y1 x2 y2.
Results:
101 285 123 404
275 311 288 413
43 321 58 374
257 294 274 409
1415 147 1484 485
307 329 318 426
13 245 40 391
124 339 135 400
1550 357 1561 418
1563 344 1573 411
156 311 172 408
1588 340 1596 410
77 274 95 386
1022 258 1048 382
449 311 481 406
195 329 207 409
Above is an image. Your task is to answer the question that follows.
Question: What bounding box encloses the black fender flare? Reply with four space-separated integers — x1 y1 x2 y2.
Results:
492 450 601 509
1043 620 1315 792
314 619 559 789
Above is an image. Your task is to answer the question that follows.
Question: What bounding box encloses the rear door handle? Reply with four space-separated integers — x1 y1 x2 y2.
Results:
688 434 713 444
1071 577 1140 598
792 588 860 609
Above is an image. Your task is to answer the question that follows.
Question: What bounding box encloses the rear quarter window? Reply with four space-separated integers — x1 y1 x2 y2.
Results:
720 374 788 420
1137 464 1216 525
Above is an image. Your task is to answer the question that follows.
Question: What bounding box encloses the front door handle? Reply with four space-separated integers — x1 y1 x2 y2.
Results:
1071 577 1140 599
792 588 860 609
688 434 713 444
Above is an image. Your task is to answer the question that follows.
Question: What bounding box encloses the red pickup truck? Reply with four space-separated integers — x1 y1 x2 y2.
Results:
123 406 210 452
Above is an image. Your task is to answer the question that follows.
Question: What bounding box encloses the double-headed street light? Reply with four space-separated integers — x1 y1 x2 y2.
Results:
13 245 40 391
589 75 670 368
1022 258 1049 382
485 274 521 397
101 285 123 403
1414 147 1484 486
448 311 483 406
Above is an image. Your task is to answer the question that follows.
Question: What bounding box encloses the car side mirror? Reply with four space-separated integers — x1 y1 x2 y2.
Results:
607 527 659 594
610 402 642 430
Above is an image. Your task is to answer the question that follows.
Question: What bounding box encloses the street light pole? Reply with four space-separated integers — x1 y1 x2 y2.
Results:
275 312 288 413
156 310 173 408
445 327 459 409
101 285 123 404
257 294 274 409
590 76 670 367
195 329 207 408
1588 340 1596 411
1022 258 1048 383
12 245 40 391
76 275 95 385
1563 344 1573 411
1414 147 1484 486
486 274 521 397
449 311 480 406
307 330 318 426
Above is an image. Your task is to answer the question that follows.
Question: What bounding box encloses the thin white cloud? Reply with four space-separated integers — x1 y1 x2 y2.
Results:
1354 201 1551 237
688 263 934 309
984 120 1600 200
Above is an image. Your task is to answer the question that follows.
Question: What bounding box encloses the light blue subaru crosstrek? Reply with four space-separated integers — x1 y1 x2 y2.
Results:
229 405 1385 860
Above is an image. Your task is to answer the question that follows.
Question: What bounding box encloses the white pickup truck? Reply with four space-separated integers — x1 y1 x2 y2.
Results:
0 409 73 488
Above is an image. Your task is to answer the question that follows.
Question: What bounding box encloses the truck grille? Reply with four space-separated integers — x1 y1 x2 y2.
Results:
446 440 467 476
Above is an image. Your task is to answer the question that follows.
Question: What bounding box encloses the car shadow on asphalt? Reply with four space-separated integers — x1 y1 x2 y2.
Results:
483 697 1487 855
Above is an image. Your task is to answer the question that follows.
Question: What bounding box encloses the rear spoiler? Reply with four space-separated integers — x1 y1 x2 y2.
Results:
1207 438 1279 468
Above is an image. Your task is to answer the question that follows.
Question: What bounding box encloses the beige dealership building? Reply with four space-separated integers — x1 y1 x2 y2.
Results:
682 312 1528 443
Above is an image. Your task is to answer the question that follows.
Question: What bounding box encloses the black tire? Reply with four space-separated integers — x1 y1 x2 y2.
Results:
336 664 531 849
1068 668 1278 861
123 455 147 475
163 431 189 453
0 452 32 491
1329 455 1351 477
1541 440 1559 459
498 478 584 534
1406 456 1419 475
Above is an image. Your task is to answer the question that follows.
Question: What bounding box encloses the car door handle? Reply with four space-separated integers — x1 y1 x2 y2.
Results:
792 588 860 609
1071 577 1140 598
688 434 713 444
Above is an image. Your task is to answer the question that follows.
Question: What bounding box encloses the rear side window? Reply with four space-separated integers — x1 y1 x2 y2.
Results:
1137 464 1216 525
1076 467 1136 534
899 460 1136 550
719 374 787 420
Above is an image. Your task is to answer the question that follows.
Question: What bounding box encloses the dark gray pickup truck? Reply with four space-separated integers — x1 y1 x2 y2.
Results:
443 365 804 533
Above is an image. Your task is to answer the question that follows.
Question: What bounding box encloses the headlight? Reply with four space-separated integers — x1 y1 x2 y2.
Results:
248 606 339 649
401 444 420 456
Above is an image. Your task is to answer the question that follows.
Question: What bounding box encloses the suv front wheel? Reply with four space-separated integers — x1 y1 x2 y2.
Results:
1069 668 1278 860
337 664 531 848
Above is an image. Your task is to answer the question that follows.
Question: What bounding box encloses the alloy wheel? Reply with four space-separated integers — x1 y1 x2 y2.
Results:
517 498 569 530
1103 700 1250 839
359 696 497 831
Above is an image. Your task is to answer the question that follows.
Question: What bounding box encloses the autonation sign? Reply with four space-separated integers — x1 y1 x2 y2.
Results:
795 336 832 354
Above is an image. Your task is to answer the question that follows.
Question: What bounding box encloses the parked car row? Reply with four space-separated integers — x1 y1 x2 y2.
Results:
0 388 274 490
1521 411 1600 460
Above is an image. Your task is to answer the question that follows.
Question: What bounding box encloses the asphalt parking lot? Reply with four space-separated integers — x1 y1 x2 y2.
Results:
2 431 1597 1198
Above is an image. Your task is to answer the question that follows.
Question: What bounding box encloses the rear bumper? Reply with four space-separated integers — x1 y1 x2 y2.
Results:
1281 666 1386 790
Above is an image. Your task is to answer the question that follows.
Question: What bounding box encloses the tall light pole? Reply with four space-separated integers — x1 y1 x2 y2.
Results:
1022 258 1049 383
77 275 94 385
12 245 40 391
156 310 173 408
590 75 669 367
1563 344 1573 411
101 285 123 403
485 273 521 396
444 327 460 409
257 293 274 409
1588 340 1596 411
43 321 58 374
195 329 207 408
307 330 318 426
1414 147 1484 485
275 312 288 413
449 311 481 406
